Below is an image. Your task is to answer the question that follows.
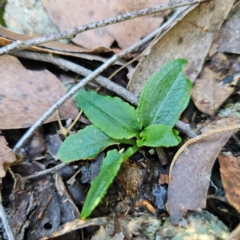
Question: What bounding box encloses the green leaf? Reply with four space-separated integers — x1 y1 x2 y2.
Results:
80 146 139 219
57 125 120 162
75 90 141 139
137 124 181 147
137 59 192 127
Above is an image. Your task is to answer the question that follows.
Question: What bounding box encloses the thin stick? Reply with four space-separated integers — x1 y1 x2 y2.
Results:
12 50 139 105
24 162 72 180
0 190 15 240
0 0 206 55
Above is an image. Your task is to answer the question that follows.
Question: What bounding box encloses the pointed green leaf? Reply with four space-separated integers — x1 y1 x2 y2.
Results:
137 59 192 127
57 125 120 162
137 124 181 147
75 90 141 139
80 146 139 219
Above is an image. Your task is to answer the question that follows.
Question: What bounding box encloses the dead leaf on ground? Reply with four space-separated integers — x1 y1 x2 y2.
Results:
128 0 234 96
10 162 80 239
168 125 240 225
218 153 240 213
210 2 240 55
0 136 16 178
41 0 169 51
191 53 240 115
0 55 78 129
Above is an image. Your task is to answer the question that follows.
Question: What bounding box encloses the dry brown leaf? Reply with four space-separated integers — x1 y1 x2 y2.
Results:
0 55 78 129
41 0 168 51
210 2 240 55
191 54 240 115
168 126 238 225
128 0 234 96
0 136 16 178
218 153 240 213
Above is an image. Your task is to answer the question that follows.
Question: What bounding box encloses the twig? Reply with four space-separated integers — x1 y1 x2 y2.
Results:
0 189 15 240
24 162 72 180
12 50 139 105
0 0 206 55
175 121 197 138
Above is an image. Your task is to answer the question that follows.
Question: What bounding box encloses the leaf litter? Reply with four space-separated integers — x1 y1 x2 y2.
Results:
41 0 169 51
128 0 234 95
218 153 240 213
168 125 236 225
1 0 240 239
0 55 78 129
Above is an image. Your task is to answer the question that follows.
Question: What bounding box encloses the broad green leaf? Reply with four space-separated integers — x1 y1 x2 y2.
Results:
75 90 141 139
137 59 192 127
137 124 181 147
80 146 139 219
57 125 120 162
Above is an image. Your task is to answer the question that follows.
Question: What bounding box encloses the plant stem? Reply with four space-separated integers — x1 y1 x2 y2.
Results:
123 145 141 161
117 139 136 145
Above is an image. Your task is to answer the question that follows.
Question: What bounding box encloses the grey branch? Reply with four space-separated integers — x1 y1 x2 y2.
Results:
0 191 15 240
13 51 140 105
0 0 206 55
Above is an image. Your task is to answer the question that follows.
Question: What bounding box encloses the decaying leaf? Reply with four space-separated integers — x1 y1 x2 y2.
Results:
191 54 240 115
168 126 240 225
0 55 78 129
218 153 240 213
0 136 16 179
210 2 240 55
41 0 169 50
128 0 234 96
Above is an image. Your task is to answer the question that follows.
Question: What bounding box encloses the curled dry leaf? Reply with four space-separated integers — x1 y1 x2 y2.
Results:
168 125 240 225
128 0 234 96
0 55 78 129
41 0 169 51
191 53 240 116
218 153 240 213
0 136 16 178
210 2 240 55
